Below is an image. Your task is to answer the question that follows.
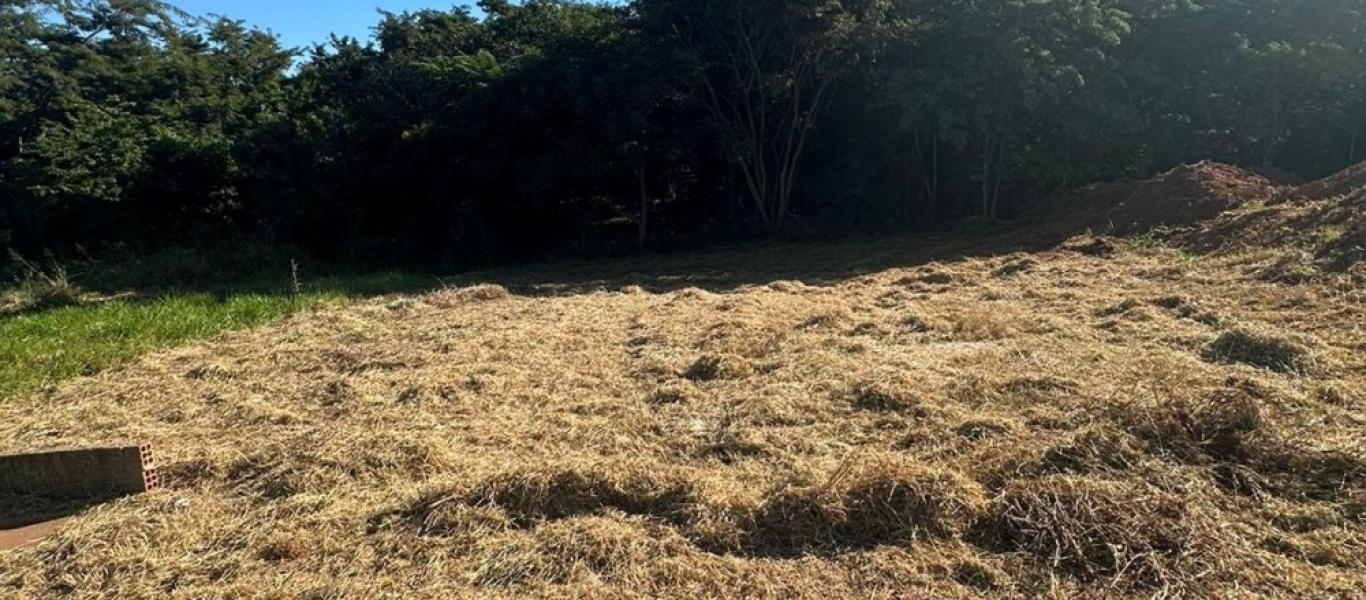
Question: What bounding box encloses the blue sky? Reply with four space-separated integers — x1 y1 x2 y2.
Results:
169 1 479 49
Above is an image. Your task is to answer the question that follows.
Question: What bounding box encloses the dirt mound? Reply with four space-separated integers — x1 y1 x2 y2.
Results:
1178 162 1366 275
1282 160 1366 204
1104 162 1279 231
1056 162 1279 235
1279 164 1366 271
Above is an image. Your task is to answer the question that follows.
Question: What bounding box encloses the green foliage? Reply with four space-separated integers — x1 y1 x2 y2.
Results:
17 101 149 206
1 0 292 249
0 245 445 401
639 0 894 232
883 0 1133 219
0 292 333 400
2 0 1365 261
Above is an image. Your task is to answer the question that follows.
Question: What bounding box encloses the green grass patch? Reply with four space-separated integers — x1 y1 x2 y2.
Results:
0 292 344 401
0 246 451 402
1124 230 1167 250
1315 226 1347 250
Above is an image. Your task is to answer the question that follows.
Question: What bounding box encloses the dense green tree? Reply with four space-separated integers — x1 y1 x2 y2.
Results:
3 0 1365 265
638 0 893 232
882 0 1130 220
1110 0 1366 178
1 0 292 248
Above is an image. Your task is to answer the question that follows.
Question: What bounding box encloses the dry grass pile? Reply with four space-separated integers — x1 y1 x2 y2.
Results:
1203 326 1322 374
1114 380 1266 463
425 283 512 306
1 206 1364 597
682 354 754 382
435 466 698 527
848 373 922 413
740 456 988 555
1 253 85 314
1033 426 1147 475
986 476 1210 590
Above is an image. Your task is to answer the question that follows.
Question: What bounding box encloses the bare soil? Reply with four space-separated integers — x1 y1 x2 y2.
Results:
1053 161 1281 235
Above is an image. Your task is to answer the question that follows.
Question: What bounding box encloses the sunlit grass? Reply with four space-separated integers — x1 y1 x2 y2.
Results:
0 292 344 401
0 247 448 403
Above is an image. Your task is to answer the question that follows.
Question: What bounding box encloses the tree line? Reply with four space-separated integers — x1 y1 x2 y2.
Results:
3 0 1364 266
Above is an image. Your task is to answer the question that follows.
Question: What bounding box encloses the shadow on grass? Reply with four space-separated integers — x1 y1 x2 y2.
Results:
0 218 1102 402
6 217 1084 317
3 241 452 315
461 224 1081 299
0 493 119 531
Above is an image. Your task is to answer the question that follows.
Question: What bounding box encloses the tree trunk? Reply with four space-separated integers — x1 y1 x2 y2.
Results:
637 158 649 249
978 128 1008 220
1262 86 1283 168
930 133 939 207
902 156 914 225
1349 112 1362 166
675 16 834 236
981 131 994 219
735 157 771 232
773 71 830 234
990 136 1007 220
911 130 939 222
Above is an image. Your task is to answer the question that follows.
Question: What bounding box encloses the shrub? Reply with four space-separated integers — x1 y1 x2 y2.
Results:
2 251 83 313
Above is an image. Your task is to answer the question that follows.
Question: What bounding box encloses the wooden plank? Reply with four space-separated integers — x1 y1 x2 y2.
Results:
0 444 158 498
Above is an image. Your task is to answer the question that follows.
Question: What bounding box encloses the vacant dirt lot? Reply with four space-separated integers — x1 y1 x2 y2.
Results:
1 165 1363 599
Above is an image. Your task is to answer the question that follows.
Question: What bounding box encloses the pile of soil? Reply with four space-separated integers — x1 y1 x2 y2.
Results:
1280 160 1366 204
1048 160 1362 277
1178 162 1366 274
1071 162 1280 235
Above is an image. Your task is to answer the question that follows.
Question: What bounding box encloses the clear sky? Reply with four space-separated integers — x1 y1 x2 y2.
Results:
169 1 478 49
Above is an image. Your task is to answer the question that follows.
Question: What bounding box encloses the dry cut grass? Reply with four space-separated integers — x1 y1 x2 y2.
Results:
0 210 1364 597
